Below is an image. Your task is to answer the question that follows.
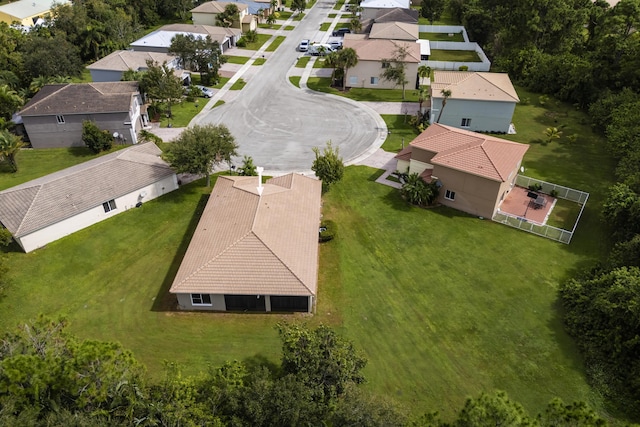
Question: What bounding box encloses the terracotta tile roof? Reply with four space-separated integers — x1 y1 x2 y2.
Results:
410 124 528 182
169 174 322 296
190 1 248 13
431 71 519 103
0 143 175 238
19 82 139 116
343 35 420 62
369 22 419 41
87 51 175 72
394 146 412 160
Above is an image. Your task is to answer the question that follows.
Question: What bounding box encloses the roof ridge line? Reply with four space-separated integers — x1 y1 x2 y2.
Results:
21 84 68 114
479 138 504 180
14 184 44 236
477 73 518 101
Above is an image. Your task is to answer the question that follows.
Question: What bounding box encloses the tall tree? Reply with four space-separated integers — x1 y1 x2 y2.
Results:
339 48 358 91
311 141 344 189
192 36 227 86
169 33 197 69
216 4 239 27
436 89 451 123
139 60 183 117
0 85 23 122
164 124 238 186
291 0 306 14
0 130 24 172
380 44 410 99
455 391 532 426
21 35 83 82
420 0 445 24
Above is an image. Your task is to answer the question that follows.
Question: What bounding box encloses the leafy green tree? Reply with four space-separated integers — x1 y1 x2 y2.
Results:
381 44 410 99
139 60 184 117
0 130 24 172
454 391 532 426
420 0 445 24
193 37 227 86
216 3 239 27
401 172 439 207
602 183 640 240
0 85 23 123
538 398 607 426
238 155 257 176
0 228 12 247
164 124 238 186
21 35 83 82
311 141 344 189
329 384 407 427
278 323 367 403
169 33 197 69
82 121 112 153
291 0 306 14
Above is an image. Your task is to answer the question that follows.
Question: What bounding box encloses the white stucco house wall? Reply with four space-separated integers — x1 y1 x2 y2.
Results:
0 143 178 253
430 71 520 133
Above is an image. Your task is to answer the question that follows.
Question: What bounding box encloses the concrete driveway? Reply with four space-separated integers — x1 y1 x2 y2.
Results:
193 0 386 174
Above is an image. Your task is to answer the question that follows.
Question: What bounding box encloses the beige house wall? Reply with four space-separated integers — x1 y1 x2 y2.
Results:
346 60 418 90
0 11 49 26
16 174 178 252
191 9 252 30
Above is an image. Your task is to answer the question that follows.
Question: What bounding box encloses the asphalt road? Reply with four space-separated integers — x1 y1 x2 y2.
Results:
195 0 384 173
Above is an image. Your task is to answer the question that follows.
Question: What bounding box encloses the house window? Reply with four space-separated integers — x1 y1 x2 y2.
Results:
445 190 456 201
56 115 65 124
349 76 358 86
102 199 117 213
381 62 390 68
370 77 379 85
461 118 471 127
191 293 212 306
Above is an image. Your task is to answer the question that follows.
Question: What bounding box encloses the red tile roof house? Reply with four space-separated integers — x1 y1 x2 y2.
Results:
169 173 322 313
430 71 520 134
0 143 178 253
17 82 148 149
395 124 529 218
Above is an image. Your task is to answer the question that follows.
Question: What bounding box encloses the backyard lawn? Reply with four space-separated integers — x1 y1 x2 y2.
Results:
420 32 464 42
429 49 481 62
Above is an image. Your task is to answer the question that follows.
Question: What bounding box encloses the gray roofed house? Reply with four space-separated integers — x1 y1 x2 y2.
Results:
361 7 419 33
0 143 178 253
17 82 148 148
169 173 322 313
130 23 242 53
87 50 179 82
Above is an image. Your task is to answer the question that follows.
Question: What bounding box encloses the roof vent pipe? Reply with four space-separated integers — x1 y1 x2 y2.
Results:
257 166 264 196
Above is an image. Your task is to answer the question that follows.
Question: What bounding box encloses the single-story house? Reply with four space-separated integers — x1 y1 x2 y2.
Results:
343 34 420 90
395 123 529 218
87 51 179 82
0 143 178 253
360 0 411 21
17 81 147 148
0 0 69 26
430 71 520 133
361 7 419 33
130 24 241 53
169 173 322 313
368 21 419 41
190 1 257 32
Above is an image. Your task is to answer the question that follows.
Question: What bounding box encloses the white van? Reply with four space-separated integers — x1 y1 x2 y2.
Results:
308 43 334 56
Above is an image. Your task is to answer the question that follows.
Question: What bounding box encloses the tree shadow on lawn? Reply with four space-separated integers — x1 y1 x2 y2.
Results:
243 353 281 376
151 190 210 312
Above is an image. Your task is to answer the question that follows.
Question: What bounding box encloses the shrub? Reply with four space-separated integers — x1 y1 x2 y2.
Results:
458 65 468 71
550 189 559 198
236 38 246 47
0 227 12 247
538 95 549 106
319 220 336 242
528 183 543 192
82 120 112 153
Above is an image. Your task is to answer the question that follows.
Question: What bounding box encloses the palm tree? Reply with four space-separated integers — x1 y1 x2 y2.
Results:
436 89 451 123
416 85 430 114
340 48 358 91
0 130 25 172
266 13 276 26
543 127 562 144
417 65 431 84
349 16 361 33
29 76 53 94
0 85 24 121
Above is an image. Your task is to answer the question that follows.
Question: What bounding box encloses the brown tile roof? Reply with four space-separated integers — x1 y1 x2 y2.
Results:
369 22 419 41
169 174 322 297
394 146 412 160
343 35 420 62
432 71 520 103
410 124 529 182
190 1 248 13
0 143 175 238
19 82 139 116
87 50 175 72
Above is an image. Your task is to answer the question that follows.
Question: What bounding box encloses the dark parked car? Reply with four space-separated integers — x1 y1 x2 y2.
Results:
332 28 351 37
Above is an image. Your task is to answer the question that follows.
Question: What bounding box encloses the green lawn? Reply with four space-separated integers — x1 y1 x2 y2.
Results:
213 77 230 89
546 198 582 230
0 147 122 191
70 69 93 83
160 100 201 127
230 78 246 90
284 25 295 30
277 11 293 19
252 57 266 65
266 36 286 52
328 13 337 17
225 55 250 64
295 56 311 68
289 76 301 88
313 57 330 68
381 114 421 152
429 49 482 62
212 100 225 108
307 77 420 102
420 32 464 42
239 34 271 50
320 22 331 31
258 23 281 30
333 0 345 10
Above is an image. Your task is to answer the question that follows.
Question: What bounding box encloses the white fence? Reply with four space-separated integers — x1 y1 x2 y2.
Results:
417 26 491 71
492 175 590 244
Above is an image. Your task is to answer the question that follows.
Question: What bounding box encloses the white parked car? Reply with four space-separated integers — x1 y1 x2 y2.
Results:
195 85 214 98
298 39 310 52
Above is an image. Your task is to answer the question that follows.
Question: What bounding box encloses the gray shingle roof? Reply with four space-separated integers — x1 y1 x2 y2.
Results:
169 174 322 297
0 143 175 237
19 82 139 116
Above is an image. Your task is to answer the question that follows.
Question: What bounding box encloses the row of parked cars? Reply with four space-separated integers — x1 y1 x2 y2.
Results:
298 28 351 56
